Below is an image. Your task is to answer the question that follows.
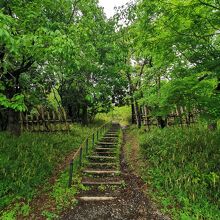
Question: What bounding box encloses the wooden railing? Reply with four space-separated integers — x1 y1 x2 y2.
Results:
68 121 112 187
19 111 71 132
137 105 198 129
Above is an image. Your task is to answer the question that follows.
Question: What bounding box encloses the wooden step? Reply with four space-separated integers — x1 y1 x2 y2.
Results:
101 139 117 143
98 142 116 145
87 156 116 161
104 134 118 138
96 145 116 149
106 132 118 135
82 181 123 186
102 137 117 139
83 170 119 175
87 162 117 168
78 196 116 201
95 147 116 151
94 152 116 155
94 151 116 155
78 187 120 197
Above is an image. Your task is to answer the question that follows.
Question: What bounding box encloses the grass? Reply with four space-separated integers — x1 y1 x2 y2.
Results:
96 105 131 126
45 169 88 218
138 125 220 219
0 121 104 218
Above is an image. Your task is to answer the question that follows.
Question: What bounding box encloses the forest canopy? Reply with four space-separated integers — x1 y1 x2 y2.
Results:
0 0 128 134
115 0 220 128
0 0 220 134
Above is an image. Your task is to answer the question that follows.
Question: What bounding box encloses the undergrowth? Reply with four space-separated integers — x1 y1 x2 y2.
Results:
40 169 87 219
96 105 131 126
0 122 101 217
139 125 220 219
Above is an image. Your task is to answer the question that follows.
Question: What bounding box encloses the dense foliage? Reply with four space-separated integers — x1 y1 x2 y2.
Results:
0 0 127 134
2 0 219 131
139 126 220 219
115 0 220 127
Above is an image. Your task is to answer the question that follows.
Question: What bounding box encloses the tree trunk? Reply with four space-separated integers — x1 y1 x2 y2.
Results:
131 103 136 124
68 105 73 119
0 109 8 131
130 96 136 124
7 109 21 136
143 105 148 126
134 101 142 128
82 103 88 125
176 106 183 128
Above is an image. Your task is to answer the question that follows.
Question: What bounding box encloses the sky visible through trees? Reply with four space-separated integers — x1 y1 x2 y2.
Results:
99 0 131 18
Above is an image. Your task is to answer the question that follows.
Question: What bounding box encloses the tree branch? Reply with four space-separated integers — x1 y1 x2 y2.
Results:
198 0 220 10
135 58 151 89
68 0 81 24
0 45 6 76
4 57 35 82
11 58 35 78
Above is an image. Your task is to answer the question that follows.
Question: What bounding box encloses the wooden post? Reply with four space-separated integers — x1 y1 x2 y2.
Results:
25 113 29 131
46 111 50 131
19 112 23 133
79 148 83 166
102 126 104 135
32 115 36 132
55 110 59 131
40 107 44 132
30 115 34 132
68 159 74 188
52 111 56 132
86 138 89 154
60 108 64 131
143 106 148 126
177 106 183 128
62 108 68 131
134 101 142 128
92 133 95 147
146 116 150 131
36 114 40 131
140 106 144 123
57 110 62 131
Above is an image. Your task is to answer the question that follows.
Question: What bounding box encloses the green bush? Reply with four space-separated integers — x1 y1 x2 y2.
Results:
0 124 95 210
139 125 220 219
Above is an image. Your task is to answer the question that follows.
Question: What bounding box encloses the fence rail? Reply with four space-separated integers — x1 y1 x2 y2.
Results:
68 121 111 187
19 110 71 132
137 105 198 129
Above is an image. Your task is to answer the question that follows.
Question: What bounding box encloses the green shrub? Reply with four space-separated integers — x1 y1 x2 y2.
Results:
139 125 220 219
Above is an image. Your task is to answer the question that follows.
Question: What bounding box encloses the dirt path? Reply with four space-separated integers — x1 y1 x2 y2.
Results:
60 127 170 220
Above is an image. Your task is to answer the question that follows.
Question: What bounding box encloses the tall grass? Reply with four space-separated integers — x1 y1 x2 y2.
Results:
139 125 220 219
0 123 98 210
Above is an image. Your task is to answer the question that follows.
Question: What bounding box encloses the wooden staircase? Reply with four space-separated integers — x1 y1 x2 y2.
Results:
78 123 122 201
